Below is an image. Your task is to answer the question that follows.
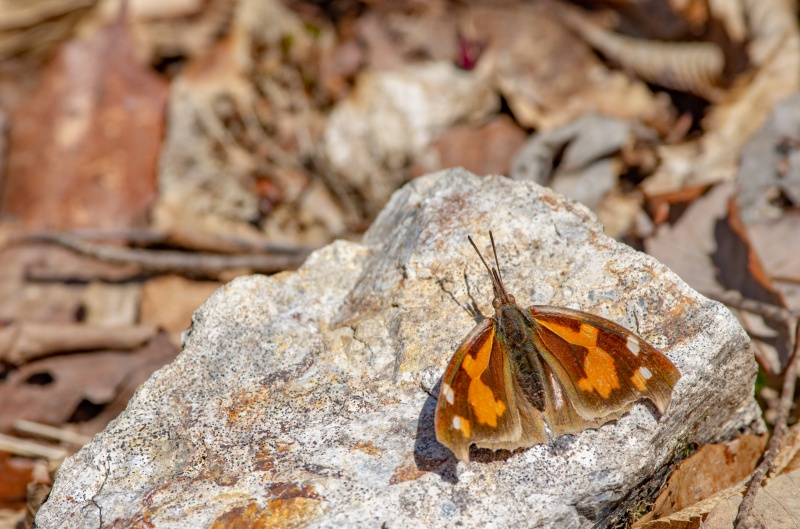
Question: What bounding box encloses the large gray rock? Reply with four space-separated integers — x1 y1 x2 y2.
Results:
35 169 762 528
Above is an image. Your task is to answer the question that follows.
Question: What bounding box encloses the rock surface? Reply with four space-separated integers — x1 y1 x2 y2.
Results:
36 169 762 528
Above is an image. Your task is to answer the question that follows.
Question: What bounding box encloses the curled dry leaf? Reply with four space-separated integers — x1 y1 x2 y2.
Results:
464 3 674 131
0 0 96 60
644 0 800 195
561 6 725 100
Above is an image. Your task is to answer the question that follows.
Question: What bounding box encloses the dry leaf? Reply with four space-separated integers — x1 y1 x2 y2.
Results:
1 12 168 231
466 4 674 131
644 0 800 195
561 6 724 100
645 182 790 373
411 115 527 178
140 275 220 342
0 332 178 434
634 434 767 526
0 0 96 60
0 452 34 509
82 281 141 326
644 184 713 227
638 423 800 528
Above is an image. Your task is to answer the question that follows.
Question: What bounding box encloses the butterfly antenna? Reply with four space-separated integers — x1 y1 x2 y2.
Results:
467 235 493 277
469 234 506 299
489 231 504 285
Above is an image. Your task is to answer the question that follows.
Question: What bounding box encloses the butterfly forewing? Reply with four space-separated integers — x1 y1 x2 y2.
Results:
528 306 681 422
434 318 522 462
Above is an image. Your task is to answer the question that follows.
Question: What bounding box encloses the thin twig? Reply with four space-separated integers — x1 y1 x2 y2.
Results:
0 433 69 460
705 290 798 325
14 419 92 447
14 229 312 254
733 319 800 529
13 232 310 280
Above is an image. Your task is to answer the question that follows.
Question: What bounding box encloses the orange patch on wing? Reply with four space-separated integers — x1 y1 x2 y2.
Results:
460 417 471 437
539 320 621 398
578 347 620 398
538 320 599 348
630 370 648 392
459 326 507 426
468 378 507 426
453 415 471 437
461 328 494 379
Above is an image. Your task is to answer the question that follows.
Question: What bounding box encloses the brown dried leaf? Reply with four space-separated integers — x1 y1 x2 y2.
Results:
644 184 713 227
140 275 220 342
645 182 791 373
636 422 800 528
634 434 767 526
635 483 746 529
82 282 141 326
748 213 800 312
689 469 800 529
714 198 791 373
0 332 178 434
0 452 34 509
1 14 168 230
0 244 89 324
410 115 527 179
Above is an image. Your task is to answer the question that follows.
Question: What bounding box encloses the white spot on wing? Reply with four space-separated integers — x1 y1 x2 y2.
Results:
639 367 652 379
626 336 640 356
452 416 461 430
443 383 455 405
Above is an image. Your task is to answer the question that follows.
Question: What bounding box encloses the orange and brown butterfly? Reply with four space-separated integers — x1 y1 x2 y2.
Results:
434 233 681 462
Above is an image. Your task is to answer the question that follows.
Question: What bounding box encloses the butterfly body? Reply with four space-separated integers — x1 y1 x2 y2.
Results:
434 235 681 462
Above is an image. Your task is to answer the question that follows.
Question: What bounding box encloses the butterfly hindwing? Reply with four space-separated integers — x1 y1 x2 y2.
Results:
435 318 524 462
527 306 681 422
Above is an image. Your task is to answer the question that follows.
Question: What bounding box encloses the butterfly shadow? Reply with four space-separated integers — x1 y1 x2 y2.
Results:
413 386 459 483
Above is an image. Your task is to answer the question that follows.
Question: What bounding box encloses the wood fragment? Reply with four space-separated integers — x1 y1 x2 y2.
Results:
13 232 310 280
705 290 798 325
0 433 68 460
0 322 156 365
733 319 800 529
13 420 91 447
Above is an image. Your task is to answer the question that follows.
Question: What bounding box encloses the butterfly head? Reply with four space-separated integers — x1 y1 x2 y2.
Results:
468 232 516 309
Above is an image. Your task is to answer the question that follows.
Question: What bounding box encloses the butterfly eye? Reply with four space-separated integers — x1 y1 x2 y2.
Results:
492 298 502 309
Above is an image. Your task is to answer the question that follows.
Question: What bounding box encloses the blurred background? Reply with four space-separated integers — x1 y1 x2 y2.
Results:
0 0 799 525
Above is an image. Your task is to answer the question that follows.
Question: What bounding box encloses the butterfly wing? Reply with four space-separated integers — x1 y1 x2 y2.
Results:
527 305 681 426
435 317 546 462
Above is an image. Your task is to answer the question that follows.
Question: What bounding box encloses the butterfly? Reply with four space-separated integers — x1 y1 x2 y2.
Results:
434 233 681 462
